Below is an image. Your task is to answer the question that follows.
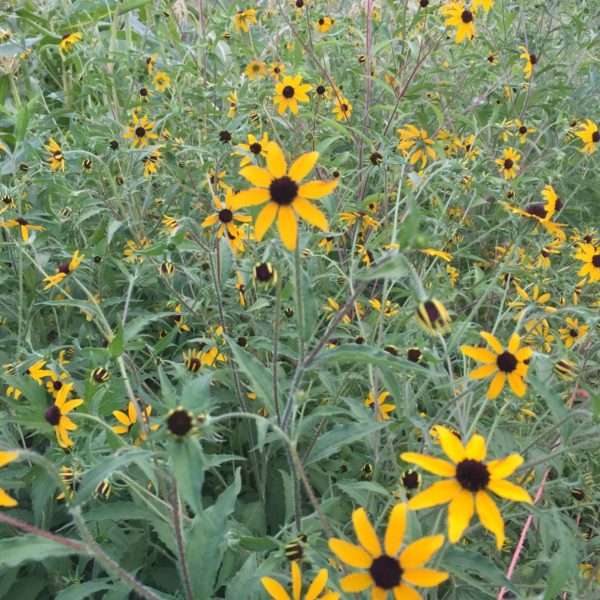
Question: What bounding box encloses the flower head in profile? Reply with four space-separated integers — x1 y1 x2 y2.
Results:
274 75 312 115
461 331 533 399
575 120 599 155
0 451 18 507
518 46 537 79
397 125 437 168
44 383 83 448
58 32 82 52
574 243 600 283
233 8 257 33
143 148 162 177
440 2 476 44
232 141 337 251
0 216 45 242
328 503 448 598
415 299 451 335
401 427 532 548
45 138 65 172
261 561 339 600
123 113 159 149
365 390 395 421
495 147 520 180
43 250 84 290
112 401 157 440
315 16 335 33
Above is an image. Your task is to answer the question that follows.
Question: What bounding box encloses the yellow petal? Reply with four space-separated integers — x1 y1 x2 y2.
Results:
508 333 520 353
61 416 77 431
288 151 319 182
254 203 279 241
480 331 503 353
400 453 456 477
305 569 328 600
447 489 474 543
468 363 498 380
461 345 497 364
393 584 422 600
0 488 17 507
291 561 301 600
400 535 445 569
293 197 328 231
62 399 84 414
487 480 532 503
487 372 506 399
113 410 131 426
266 141 287 178
232 188 270 209
328 539 372 568
516 347 533 361
297 178 339 200
261 577 292 600
487 454 524 480
340 573 372 593
475 491 505 549
128 401 137 423
277 205 297 251
508 372 527 397
408 479 461 510
372 587 387 600
437 426 465 463
402 568 449 587
0 451 18 468
112 425 130 435
352 508 382 557
384 503 406 556
239 166 272 187
464 434 487 461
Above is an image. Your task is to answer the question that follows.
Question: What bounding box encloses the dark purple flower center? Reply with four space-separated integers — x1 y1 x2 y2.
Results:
456 459 490 491
592 131 600 143
270 176 298 205
369 555 403 589
167 409 192 436
461 10 473 23
250 142 262 154
504 159 514 169
45 405 62 426
282 85 295 98
135 127 146 138
218 208 233 223
497 351 517 373
592 254 600 267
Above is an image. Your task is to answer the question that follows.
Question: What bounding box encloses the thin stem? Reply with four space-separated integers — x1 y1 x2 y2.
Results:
169 484 195 600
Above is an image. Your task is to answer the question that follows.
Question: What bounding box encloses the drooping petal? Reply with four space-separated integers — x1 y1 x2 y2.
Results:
291 561 301 600
277 205 298 251
399 535 445 569
475 491 505 549
127 401 137 423
464 434 487 461
232 188 270 209
437 426 466 463
328 538 373 568
402 568 449 587
487 372 506 400
508 372 527 397
400 453 456 477
447 489 474 543
468 363 498 380
254 203 279 241
0 488 17 507
393 584 422 600
266 141 287 178
352 508 382 557
239 166 273 188
480 331 503 354
288 151 319 182
461 346 497 363
340 573 372 593
305 569 328 600
408 479 461 510
298 179 339 199
293 197 329 231
487 454 524 480
0 451 18 468
487 479 533 503
261 577 292 600
112 425 130 435
384 503 406 556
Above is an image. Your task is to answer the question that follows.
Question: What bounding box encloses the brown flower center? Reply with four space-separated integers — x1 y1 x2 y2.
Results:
369 555 403 589
461 10 473 23
504 159 514 170
270 176 298 205
218 208 233 223
592 254 600 268
497 351 517 373
45 405 62 426
249 142 262 154
167 409 193 436
592 131 600 143
282 85 295 99
456 459 490 491
135 127 146 138
255 263 273 282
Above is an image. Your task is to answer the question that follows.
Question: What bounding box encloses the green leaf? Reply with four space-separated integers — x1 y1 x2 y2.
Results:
356 253 408 280
108 323 124 358
55 580 114 600
0 535 88 568
170 438 205 514
238 536 278 552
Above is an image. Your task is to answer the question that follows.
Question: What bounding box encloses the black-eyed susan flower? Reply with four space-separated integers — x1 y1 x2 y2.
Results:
166 407 194 437
415 299 451 335
261 561 339 600
323 297 352 324
123 113 159 149
112 401 156 436
234 132 270 167
332 95 352 121
173 303 191 332
58 32 82 52
123 237 151 262
554 359 578 381
273 75 312 115
536 239 562 269
328 503 448 598
45 138 65 172
146 53 157 74
401 427 532 548
575 120 599 155
270 62 285 80
245 60 267 80
559 318 588 349
397 124 437 168
233 141 337 251
227 90 238 117
43 250 84 289
365 391 395 421
401 470 422 498
315 16 335 33
44 382 83 448
461 331 533 399
420 248 452 262
90 367 110 383
152 70 171 92
518 46 537 79
440 2 476 43
472 0 493 10
495 147 520 180
369 298 399 317
160 261 174 277
183 348 202 372
513 119 536 144
508 283 554 315
233 8 257 33
523 318 554 353
26 359 55 384
0 451 18 507
143 148 162 177
574 243 600 283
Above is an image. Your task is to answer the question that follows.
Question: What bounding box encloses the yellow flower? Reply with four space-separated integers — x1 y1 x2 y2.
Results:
328 504 448 598
440 2 476 44
472 0 494 10
420 248 452 262
45 137 65 172
234 132 270 167
332 95 352 121
58 32 82 52
270 62 285 80
397 124 437 168
495 147 520 179
508 283 554 315
245 60 267 80
146 53 158 74
143 148 162 177
26 359 55 384
153 70 171 92
261 561 339 600
233 8 257 33
513 119 536 144
559 317 588 349
461 331 533 399
575 119 599 155
123 237 151 263
365 391 395 421
112 401 157 437
0 451 18 507
369 298 399 317
44 383 83 448
574 243 600 283
315 16 335 33
402 427 532 548
273 74 312 115
447 265 459 287
518 46 537 80
554 359 578 381
232 141 337 251
415 299 451 335
43 250 84 290
123 113 159 149
227 90 238 117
